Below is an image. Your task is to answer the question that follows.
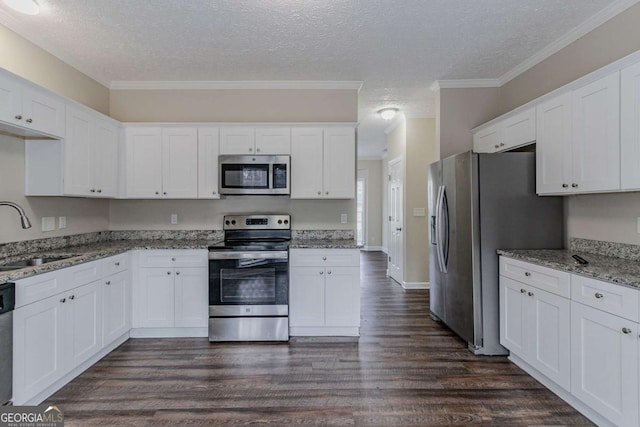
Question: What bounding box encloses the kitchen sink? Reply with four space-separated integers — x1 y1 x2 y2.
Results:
0 255 78 271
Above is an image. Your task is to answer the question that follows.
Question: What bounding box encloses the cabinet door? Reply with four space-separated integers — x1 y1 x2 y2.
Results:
125 127 163 198
219 127 255 155
12 296 66 405
473 124 501 153
289 266 325 327
255 127 291 154
22 86 66 138
501 107 536 150
63 105 93 196
0 72 22 126
572 72 620 192
174 267 208 328
528 288 570 392
323 127 355 199
621 61 640 190
138 268 175 327
94 120 119 197
499 277 527 356
197 127 220 199
66 281 103 369
325 266 360 327
571 302 639 427
161 127 198 198
536 92 573 195
103 271 130 345
291 127 324 198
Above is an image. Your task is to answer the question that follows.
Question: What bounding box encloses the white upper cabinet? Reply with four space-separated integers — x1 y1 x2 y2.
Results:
0 71 65 138
125 127 198 198
621 61 640 190
161 127 198 198
473 107 536 153
197 127 220 199
291 127 355 199
220 126 291 155
571 72 620 193
64 105 119 197
536 92 573 194
537 72 621 195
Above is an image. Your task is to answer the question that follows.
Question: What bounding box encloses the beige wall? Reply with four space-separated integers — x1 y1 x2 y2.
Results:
492 4 640 245
381 159 389 251
110 89 358 122
438 87 501 159
0 25 109 114
357 159 383 248
0 134 109 244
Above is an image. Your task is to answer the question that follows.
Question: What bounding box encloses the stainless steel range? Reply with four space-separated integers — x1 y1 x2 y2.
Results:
208 214 290 342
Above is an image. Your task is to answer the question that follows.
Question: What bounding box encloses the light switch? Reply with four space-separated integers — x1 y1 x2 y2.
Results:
637 217 640 234
58 216 66 229
42 217 55 232
171 214 178 225
340 213 348 224
413 208 426 217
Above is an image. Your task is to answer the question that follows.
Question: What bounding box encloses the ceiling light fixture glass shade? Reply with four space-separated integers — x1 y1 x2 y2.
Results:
378 108 399 120
3 0 39 15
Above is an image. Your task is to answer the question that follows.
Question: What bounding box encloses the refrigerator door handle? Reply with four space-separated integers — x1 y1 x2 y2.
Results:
435 185 447 273
441 186 450 272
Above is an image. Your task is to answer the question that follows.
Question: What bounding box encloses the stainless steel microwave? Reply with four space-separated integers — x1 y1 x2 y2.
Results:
219 155 290 195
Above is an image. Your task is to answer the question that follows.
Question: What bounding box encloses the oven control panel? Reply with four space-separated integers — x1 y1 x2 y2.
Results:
223 214 290 230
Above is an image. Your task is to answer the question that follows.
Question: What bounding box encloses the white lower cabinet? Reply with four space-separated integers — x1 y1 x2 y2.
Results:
102 270 131 345
500 256 640 427
132 250 208 336
289 249 360 336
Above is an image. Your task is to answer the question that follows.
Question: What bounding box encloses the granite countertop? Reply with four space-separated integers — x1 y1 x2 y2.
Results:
498 249 640 289
0 237 361 283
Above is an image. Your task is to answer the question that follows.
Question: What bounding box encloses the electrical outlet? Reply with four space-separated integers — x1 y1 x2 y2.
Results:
341 213 348 224
41 217 56 232
637 217 640 234
58 216 66 229
171 214 178 225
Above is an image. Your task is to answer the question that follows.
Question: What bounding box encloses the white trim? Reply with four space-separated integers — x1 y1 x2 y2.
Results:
129 327 208 338
381 246 388 254
122 121 358 128
384 115 405 135
111 80 364 91
430 79 501 92
362 246 383 251
290 326 360 336
357 156 384 161
402 281 429 290
498 0 640 86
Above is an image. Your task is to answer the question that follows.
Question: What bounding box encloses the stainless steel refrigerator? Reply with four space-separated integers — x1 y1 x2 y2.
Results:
428 151 564 355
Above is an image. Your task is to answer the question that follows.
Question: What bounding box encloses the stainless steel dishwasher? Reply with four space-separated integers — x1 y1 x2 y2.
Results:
0 282 15 405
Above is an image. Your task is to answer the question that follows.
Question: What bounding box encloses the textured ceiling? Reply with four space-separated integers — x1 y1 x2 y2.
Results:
0 0 618 156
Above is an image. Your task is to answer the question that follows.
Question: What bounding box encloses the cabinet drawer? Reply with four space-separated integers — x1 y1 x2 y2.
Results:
473 124 501 153
290 249 360 267
14 269 71 308
501 107 536 150
102 253 129 276
500 257 570 298
571 275 639 322
67 260 102 288
138 250 207 268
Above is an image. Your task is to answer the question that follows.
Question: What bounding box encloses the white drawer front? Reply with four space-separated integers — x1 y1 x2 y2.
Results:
14 269 71 308
67 260 102 288
138 250 207 268
290 249 360 267
102 253 129 276
571 275 640 322
500 257 570 298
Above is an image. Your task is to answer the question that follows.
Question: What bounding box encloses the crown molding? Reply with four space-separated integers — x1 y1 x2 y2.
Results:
110 80 364 91
497 0 640 85
430 79 501 92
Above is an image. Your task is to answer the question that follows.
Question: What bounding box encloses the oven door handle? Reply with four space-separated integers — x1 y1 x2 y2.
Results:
208 251 289 260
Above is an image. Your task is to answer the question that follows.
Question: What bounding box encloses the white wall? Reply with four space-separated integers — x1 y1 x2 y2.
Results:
357 159 383 248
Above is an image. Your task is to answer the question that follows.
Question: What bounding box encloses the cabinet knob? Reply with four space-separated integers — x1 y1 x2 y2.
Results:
106 281 111 285
595 292 604 299
69 295 75 300
524 272 531 277
320 271 324 275
249 148 253 152
256 148 260 152
15 115 22 120
90 189 96 193
155 191 159 195
520 289 526 293
163 192 167 195
26 118 33 123
317 191 321 195
499 143 505 147
494 144 500 149
167 271 171 275
60 298 66 303
622 327 632 334
571 183 578 188
97 189 102 193
327 271 332 275
325 191 329 195
322 257 327 261
172 257 176 261
115 262 120 266
212 191 217 195
527 291 534 297
176 271 180 275
562 184 568 188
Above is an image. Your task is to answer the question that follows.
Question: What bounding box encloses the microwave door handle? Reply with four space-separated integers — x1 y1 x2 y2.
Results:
269 162 274 188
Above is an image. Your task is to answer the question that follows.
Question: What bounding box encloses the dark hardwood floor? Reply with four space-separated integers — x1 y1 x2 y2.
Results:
47 251 593 426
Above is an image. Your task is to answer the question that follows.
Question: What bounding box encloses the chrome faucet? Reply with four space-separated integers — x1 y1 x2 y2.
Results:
0 201 32 229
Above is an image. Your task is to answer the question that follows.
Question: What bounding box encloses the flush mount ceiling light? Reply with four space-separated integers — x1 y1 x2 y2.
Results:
377 108 399 120
3 0 39 15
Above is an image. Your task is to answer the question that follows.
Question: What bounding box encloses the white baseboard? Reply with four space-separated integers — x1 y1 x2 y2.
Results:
402 281 429 290
290 326 360 336
130 327 208 338
362 246 383 251
381 247 388 254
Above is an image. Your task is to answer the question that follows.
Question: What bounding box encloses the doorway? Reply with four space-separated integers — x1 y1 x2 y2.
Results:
387 157 403 284
356 171 367 246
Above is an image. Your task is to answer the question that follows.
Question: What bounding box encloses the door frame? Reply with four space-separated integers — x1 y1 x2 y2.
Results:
387 156 403 285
